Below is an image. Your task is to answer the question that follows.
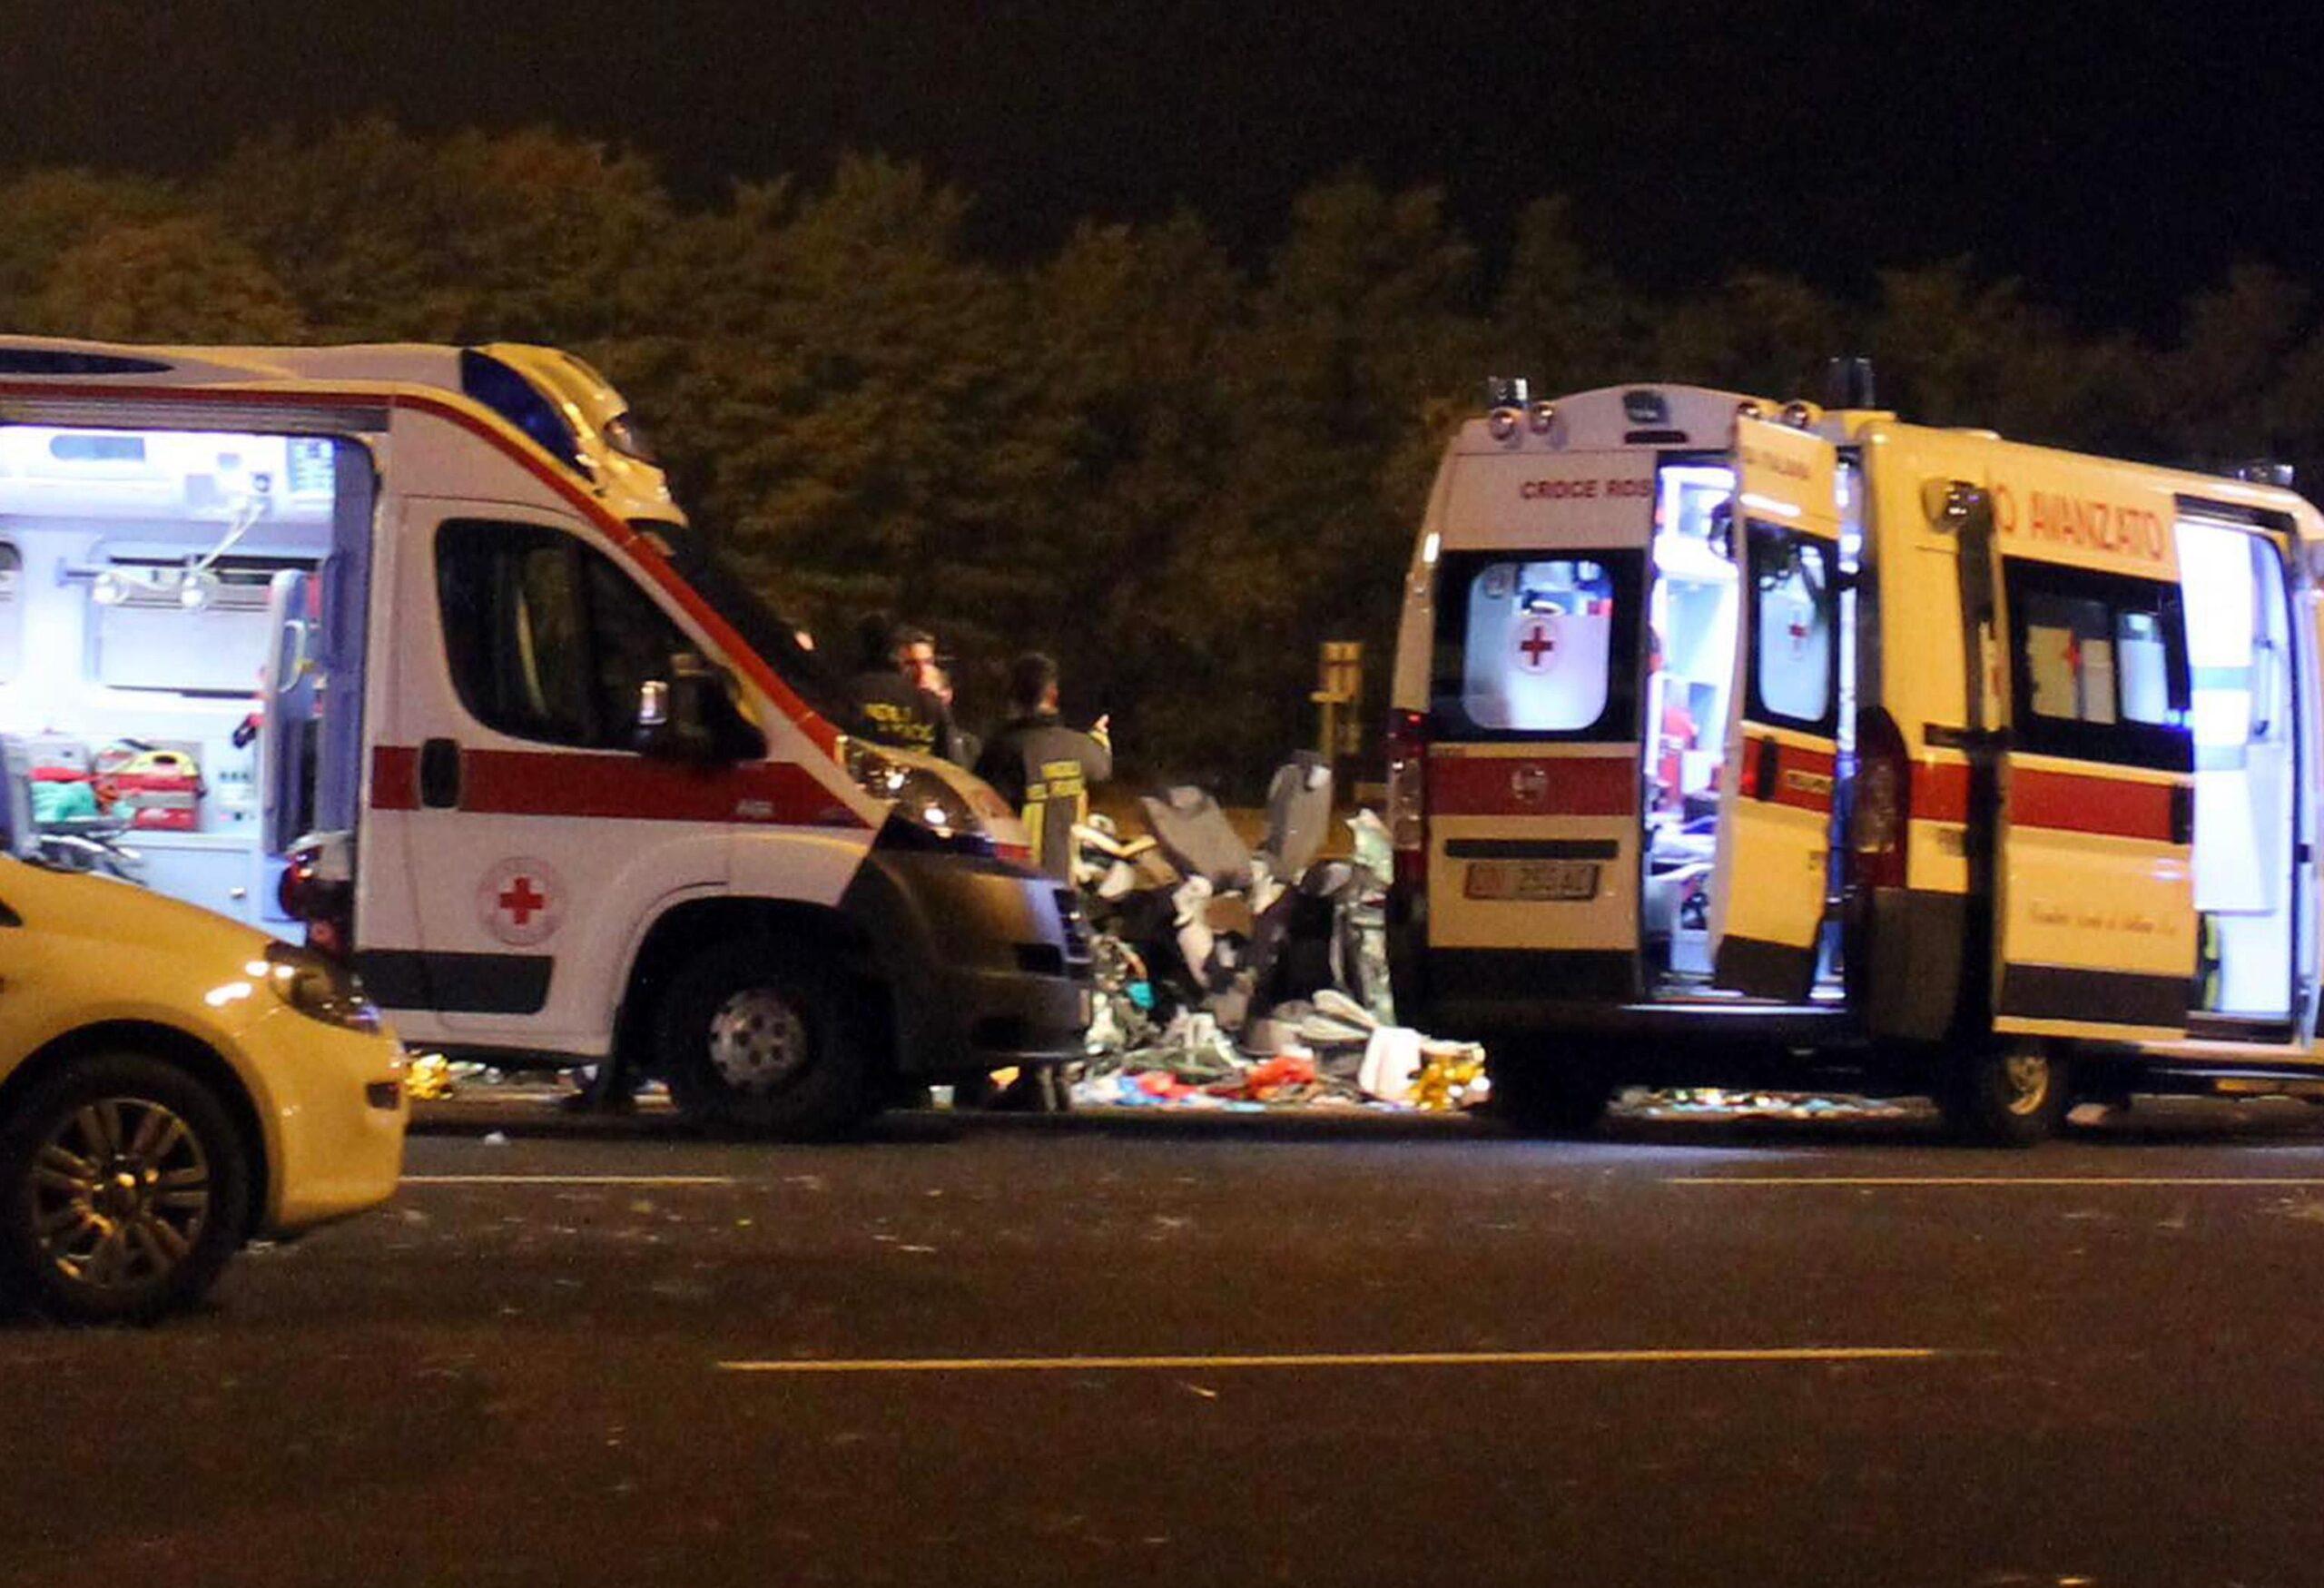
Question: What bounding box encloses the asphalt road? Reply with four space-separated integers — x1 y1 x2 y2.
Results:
8 1098 2324 1587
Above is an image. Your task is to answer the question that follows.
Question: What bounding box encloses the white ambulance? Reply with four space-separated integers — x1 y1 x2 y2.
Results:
0 336 1088 1137
1388 379 2323 1142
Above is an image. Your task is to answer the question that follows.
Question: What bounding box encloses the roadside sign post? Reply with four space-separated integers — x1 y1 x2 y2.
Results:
1312 640 1364 767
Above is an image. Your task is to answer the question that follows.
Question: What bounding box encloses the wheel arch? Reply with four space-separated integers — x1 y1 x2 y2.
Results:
0 1021 272 1230
614 896 894 1080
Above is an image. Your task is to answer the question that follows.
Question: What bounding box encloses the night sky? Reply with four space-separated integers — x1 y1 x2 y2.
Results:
5 1 2320 330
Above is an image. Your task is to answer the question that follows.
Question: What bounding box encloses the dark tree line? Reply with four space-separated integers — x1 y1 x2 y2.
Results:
9 122 2324 790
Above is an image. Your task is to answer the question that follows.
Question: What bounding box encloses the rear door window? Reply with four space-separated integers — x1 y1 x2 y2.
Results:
1432 550 1641 740
1746 526 1838 735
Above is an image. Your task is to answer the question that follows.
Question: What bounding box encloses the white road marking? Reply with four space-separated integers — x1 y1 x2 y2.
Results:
714 1346 1940 1375
1670 1176 2324 1188
400 1174 739 1187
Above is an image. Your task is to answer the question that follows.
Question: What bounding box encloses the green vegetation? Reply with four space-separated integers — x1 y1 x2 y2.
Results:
9 123 2321 789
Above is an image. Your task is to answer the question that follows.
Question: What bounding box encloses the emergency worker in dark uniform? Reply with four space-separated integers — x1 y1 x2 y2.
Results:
974 652 1111 881
847 617 953 760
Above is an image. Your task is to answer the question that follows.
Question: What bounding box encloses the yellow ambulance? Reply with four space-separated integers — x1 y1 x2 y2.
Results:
1387 379 2320 1142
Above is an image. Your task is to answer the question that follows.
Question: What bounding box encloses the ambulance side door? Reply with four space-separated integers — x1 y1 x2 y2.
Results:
1707 416 1845 1000
1989 528 2196 1039
362 501 731 1047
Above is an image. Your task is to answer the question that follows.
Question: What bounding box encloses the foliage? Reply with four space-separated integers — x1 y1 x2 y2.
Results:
31 216 305 343
6 125 2324 789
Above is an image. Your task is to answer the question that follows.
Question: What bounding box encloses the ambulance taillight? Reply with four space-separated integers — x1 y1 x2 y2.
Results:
278 835 356 964
1385 708 1430 890
1851 707 1911 893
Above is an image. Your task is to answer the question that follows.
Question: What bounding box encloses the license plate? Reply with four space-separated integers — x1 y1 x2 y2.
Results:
1463 858 1601 902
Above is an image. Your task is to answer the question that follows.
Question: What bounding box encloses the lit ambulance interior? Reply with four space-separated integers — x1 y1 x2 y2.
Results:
0 424 371 932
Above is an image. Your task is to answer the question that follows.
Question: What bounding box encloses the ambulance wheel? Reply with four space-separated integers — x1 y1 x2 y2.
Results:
1939 1040 2068 1148
0 1052 251 1325
1488 1048 1610 1138
657 941 868 1139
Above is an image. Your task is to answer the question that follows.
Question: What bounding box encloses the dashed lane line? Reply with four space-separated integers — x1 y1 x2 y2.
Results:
715 1346 1942 1375
400 1174 740 1187
1670 1176 2324 1188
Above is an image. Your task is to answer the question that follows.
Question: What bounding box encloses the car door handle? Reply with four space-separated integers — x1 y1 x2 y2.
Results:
419 738 462 810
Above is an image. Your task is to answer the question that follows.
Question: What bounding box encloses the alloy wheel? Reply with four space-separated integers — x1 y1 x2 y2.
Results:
27 1096 212 1294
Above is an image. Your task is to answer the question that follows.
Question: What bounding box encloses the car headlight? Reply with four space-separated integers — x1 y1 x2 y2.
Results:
260 942 383 1032
841 738 994 853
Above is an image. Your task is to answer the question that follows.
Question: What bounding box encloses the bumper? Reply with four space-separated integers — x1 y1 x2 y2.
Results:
1390 885 1852 1050
842 843 1092 1078
240 1006 409 1233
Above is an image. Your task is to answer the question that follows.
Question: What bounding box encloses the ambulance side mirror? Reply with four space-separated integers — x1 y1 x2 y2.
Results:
635 653 766 764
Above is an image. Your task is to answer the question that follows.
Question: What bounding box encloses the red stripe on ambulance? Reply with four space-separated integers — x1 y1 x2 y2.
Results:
1908 760 2176 842
2009 765 2177 843
1427 753 1634 817
369 745 864 828
1741 735 1837 814
1911 761 1971 824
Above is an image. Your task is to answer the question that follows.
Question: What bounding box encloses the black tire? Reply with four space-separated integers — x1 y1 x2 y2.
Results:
1488 1047 1611 1138
0 1052 251 1326
655 939 871 1139
1938 1040 2069 1148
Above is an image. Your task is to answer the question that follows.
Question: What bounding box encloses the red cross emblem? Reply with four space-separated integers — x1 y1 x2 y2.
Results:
1514 618 1559 674
478 858 564 946
497 875 547 927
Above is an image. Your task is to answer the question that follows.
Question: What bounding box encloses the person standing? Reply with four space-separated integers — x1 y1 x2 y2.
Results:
964 652 1109 1112
847 617 954 760
896 626 974 765
975 652 1111 881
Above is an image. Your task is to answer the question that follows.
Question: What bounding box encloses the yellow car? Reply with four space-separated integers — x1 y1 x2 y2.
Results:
0 854 408 1323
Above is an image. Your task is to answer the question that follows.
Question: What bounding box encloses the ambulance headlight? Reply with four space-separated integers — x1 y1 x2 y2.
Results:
842 740 995 853
258 942 382 1032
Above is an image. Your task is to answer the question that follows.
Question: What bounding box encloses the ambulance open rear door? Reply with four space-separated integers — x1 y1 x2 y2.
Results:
1706 415 1845 1000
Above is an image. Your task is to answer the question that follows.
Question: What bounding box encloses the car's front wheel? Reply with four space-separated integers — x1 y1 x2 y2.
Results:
656 940 871 1139
0 1052 251 1325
